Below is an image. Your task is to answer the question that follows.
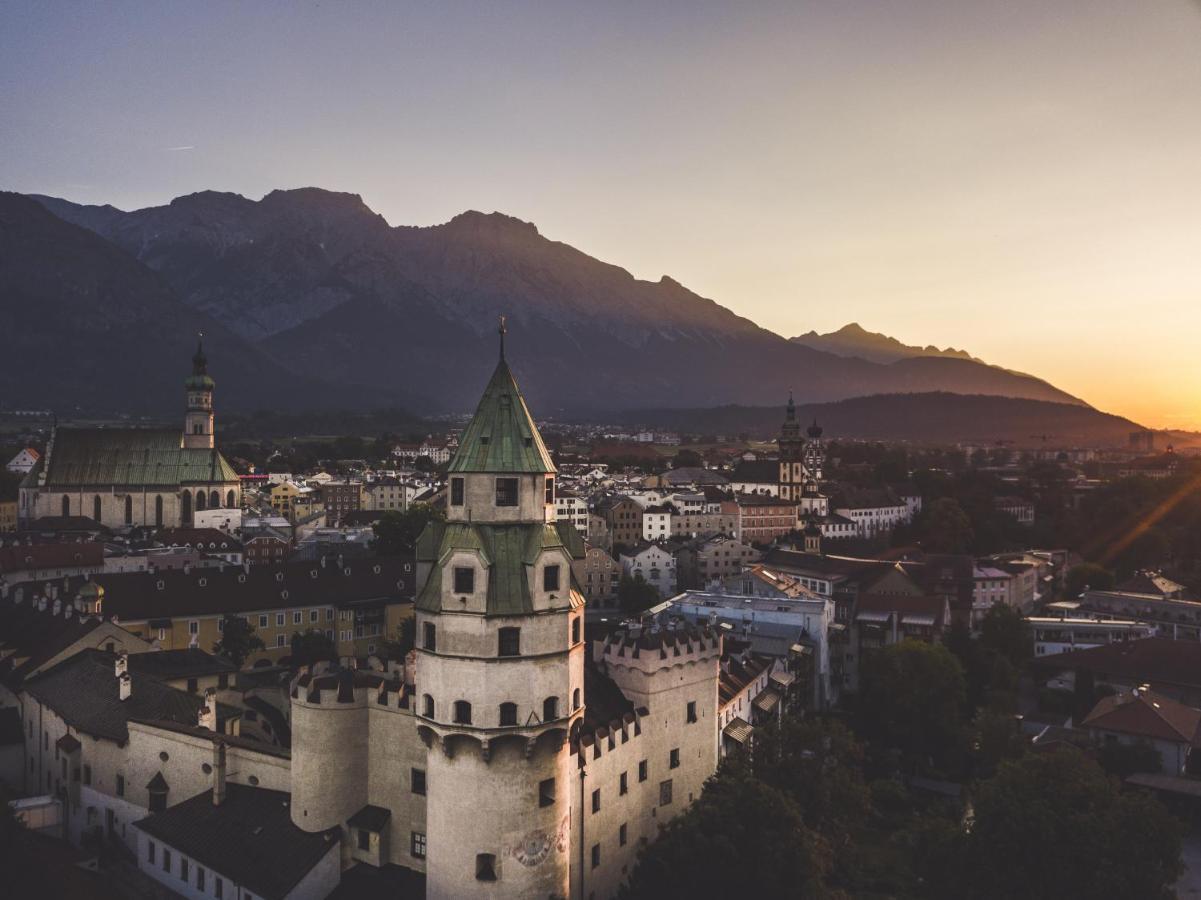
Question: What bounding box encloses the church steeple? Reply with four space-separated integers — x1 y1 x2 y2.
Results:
183 334 215 449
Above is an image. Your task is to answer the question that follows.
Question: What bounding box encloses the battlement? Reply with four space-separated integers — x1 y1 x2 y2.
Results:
571 705 650 766
290 663 412 711
594 622 722 673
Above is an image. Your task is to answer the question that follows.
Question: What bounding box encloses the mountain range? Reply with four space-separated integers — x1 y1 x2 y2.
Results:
791 323 981 365
1 188 1099 434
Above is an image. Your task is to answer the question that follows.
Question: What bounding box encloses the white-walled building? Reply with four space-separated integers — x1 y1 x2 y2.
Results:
619 542 678 598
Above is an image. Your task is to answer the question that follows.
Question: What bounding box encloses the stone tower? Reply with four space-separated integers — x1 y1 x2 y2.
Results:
778 392 805 500
183 337 215 450
414 323 586 899
803 417 825 482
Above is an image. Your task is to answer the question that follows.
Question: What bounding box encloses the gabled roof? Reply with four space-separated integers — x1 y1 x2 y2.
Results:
1082 688 1201 746
133 784 339 900
23 649 203 743
448 359 554 474
39 427 238 488
1030 637 1201 689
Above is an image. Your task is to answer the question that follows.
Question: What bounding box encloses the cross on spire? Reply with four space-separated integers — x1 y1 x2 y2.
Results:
498 315 507 360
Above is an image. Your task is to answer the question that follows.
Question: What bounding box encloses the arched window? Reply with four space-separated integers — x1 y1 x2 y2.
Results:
124 495 133 525
93 496 102 522
155 495 164 527
180 491 192 525
196 491 207 512
226 490 236 508
572 688 581 711
62 495 70 517
499 702 517 727
453 701 472 725
422 694 435 718
210 490 219 509
543 696 559 722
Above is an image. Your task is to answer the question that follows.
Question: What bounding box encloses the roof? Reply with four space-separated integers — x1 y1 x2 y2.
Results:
134 784 339 900
127 648 236 681
154 529 243 552
23 649 204 743
38 427 238 488
448 358 555 474
0 600 119 687
730 460 779 484
1082 688 1201 745
0 541 105 574
415 520 583 616
723 716 753 744
327 864 427 900
73 556 414 621
346 804 391 832
1115 570 1188 598
1030 637 1201 689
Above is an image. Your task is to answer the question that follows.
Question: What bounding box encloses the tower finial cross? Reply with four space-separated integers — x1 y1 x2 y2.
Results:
498 315 507 360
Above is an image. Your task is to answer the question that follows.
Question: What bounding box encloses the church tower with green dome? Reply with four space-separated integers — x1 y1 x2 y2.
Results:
414 319 586 899
183 337 216 449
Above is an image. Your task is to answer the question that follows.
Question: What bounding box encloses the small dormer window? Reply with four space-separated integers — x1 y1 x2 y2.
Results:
454 568 475 594
543 565 560 593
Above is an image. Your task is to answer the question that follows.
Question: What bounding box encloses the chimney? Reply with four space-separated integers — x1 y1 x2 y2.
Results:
115 652 128 678
118 671 132 701
212 741 227 806
198 688 217 731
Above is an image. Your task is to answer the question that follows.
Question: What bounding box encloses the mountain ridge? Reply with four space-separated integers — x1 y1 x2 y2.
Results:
18 187 1086 415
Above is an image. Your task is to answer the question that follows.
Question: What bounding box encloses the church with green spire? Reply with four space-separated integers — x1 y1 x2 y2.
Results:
18 339 241 529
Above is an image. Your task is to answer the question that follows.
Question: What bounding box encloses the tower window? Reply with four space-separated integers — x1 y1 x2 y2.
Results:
423 622 437 651
411 832 426 859
543 696 559 721
450 478 464 506
539 778 555 808
422 694 435 718
591 844 600 869
620 823 628 846
475 853 497 882
545 476 554 504
498 627 520 657
592 788 600 813
499 702 517 726
572 688 581 711
543 565 561 592
669 748 680 769
687 701 698 724
620 772 628 795
358 829 371 852
411 768 426 795
660 779 673 806
495 478 518 507
453 701 472 725
638 760 648 782
454 567 475 594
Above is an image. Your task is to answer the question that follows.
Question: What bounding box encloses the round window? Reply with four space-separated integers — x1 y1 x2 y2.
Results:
159 751 169 762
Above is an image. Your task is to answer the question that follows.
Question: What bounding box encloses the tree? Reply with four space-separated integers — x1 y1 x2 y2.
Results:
945 750 1182 900
380 617 415 662
620 759 828 899
979 603 1032 669
372 504 445 556
1097 740 1162 778
670 448 704 469
857 640 967 771
919 497 974 554
212 615 265 668
753 718 871 876
290 629 337 667
1064 562 1114 599
617 573 660 614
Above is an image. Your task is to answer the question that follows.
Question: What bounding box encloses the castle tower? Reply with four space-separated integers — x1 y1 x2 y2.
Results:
803 418 825 482
778 393 805 500
414 320 585 899
183 337 215 449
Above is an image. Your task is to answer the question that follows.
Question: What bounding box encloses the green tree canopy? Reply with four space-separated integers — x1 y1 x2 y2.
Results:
1064 562 1115 598
212 615 265 668
919 497 975 554
617 573 660 614
945 750 1182 900
372 504 445 556
620 759 829 900
289 629 337 668
857 639 967 771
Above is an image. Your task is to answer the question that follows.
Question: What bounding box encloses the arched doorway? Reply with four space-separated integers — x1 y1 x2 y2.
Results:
180 490 192 525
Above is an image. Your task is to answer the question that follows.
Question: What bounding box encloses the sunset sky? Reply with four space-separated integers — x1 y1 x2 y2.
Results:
4 1 1200 429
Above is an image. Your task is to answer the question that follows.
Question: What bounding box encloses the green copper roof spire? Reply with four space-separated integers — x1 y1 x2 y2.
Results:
447 319 555 474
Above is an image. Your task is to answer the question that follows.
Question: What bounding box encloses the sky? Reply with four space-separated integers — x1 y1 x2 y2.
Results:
3 1 1201 429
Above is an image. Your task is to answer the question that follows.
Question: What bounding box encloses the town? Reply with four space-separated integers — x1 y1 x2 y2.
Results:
1 331 1198 899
